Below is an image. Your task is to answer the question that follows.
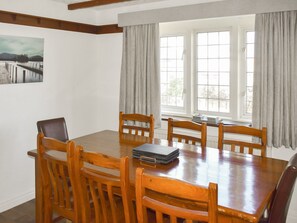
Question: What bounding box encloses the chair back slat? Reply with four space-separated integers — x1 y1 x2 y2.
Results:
119 111 154 138
74 146 135 223
167 118 207 148
136 168 218 223
218 123 267 157
37 133 78 222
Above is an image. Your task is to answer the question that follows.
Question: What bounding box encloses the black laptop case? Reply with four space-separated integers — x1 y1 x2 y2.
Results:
133 143 179 164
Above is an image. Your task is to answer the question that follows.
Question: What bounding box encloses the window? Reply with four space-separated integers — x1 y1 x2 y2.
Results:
195 31 231 114
160 16 255 120
160 36 185 112
243 31 255 116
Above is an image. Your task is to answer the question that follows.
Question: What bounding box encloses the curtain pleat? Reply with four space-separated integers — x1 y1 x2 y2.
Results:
253 11 297 149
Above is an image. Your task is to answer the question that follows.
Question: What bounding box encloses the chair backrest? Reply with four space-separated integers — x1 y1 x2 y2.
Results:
73 145 135 223
119 111 154 138
267 153 297 223
135 168 218 223
167 118 207 147
37 117 69 142
37 132 78 222
218 123 267 157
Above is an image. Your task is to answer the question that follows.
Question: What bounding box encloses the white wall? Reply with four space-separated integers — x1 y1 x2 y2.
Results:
0 23 123 214
0 0 123 212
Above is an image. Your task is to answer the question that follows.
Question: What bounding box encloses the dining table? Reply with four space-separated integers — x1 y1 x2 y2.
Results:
27 130 288 223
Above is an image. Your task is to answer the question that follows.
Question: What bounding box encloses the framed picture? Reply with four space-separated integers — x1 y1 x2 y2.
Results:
0 35 44 85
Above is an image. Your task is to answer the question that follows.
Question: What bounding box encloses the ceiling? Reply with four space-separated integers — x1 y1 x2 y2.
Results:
50 0 221 11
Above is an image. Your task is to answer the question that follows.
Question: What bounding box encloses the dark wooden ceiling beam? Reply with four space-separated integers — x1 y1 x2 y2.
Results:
68 0 130 10
0 10 123 34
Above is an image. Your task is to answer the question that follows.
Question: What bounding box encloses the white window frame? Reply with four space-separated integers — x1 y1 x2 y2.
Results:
160 34 188 115
239 27 255 120
193 27 237 119
160 16 255 121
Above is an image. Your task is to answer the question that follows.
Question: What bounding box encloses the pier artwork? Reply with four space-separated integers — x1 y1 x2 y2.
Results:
0 34 44 85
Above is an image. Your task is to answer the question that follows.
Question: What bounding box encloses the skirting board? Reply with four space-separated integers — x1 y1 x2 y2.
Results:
0 189 35 213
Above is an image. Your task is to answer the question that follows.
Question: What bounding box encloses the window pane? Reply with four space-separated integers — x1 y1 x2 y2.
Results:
198 46 207 58
208 45 219 58
197 72 207 85
220 72 229 85
161 84 168 95
161 96 168 104
160 60 167 71
160 38 167 47
169 96 176 105
198 85 208 97
219 59 230 72
160 48 167 59
208 99 219 111
198 59 207 71
219 86 230 99
208 59 219 71
247 72 253 87
246 43 254 58
219 45 230 58
208 32 219 45
219 100 229 113
247 58 254 72
176 36 184 46
196 31 230 114
246 32 255 43
209 72 219 85
243 31 255 116
197 33 207 45
198 98 207 111
208 86 219 98
168 37 177 46
168 47 177 59
219 32 230 44
160 36 184 108
161 72 167 83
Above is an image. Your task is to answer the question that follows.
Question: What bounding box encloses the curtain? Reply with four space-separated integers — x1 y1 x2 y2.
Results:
119 24 161 127
252 10 297 149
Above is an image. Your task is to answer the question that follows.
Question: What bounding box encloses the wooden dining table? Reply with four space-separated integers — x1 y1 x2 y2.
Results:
28 130 288 223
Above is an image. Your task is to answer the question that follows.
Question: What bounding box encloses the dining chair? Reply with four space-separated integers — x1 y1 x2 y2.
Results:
37 132 79 223
37 117 69 142
119 111 154 138
73 145 135 223
135 167 218 223
260 153 297 223
218 123 267 157
167 118 207 147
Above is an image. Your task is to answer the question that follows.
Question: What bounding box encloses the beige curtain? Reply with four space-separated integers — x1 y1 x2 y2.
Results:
119 24 161 127
252 11 297 149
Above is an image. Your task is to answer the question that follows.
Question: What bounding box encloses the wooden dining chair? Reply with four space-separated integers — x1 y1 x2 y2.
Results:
119 111 154 138
135 168 218 223
37 132 79 223
73 145 135 223
37 117 69 142
260 153 297 223
218 123 267 157
167 118 207 147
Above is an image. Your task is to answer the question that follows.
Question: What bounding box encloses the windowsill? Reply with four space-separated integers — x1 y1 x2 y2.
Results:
161 113 251 127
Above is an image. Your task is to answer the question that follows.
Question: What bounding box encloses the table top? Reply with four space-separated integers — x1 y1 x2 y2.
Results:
28 130 288 222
